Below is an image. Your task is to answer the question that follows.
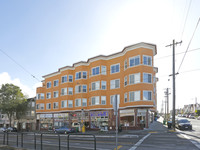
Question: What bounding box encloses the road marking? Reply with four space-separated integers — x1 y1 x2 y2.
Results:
114 145 122 150
148 131 157 133
129 133 151 150
179 131 200 149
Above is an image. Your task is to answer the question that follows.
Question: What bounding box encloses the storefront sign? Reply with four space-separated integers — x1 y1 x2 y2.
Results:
40 114 53 118
90 111 109 117
120 109 134 117
137 109 147 116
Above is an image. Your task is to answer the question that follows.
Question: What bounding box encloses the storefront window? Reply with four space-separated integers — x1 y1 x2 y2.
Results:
90 111 109 130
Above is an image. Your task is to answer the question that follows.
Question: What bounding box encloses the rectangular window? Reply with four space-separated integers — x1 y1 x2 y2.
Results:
124 60 127 70
110 94 120 105
53 102 59 109
68 75 73 82
68 87 73 95
110 79 120 89
129 91 140 102
101 81 106 90
36 104 40 110
40 103 44 110
143 55 152 66
31 111 35 116
53 80 59 87
129 56 140 67
61 88 67 95
46 103 51 110
101 96 106 105
46 92 51 99
82 71 87 79
124 93 128 102
143 91 152 100
68 100 73 108
75 85 82 93
61 100 67 108
82 85 87 93
91 81 100 91
40 93 44 99
101 66 107 75
53 91 58 98
143 73 152 83
47 82 51 88
82 98 87 107
110 64 120 74
91 96 100 105
76 72 82 80
129 73 140 84
124 76 127 86
75 99 81 107
36 94 40 100
62 76 67 83
92 66 100 76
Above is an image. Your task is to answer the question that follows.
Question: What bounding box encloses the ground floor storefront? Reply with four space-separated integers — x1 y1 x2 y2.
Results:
36 107 155 131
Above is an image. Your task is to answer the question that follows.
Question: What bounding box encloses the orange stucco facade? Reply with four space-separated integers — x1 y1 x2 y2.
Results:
36 42 158 130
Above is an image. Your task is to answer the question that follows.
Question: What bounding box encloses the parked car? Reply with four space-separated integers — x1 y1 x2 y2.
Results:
197 116 200 120
189 115 196 119
7 127 17 132
54 126 75 134
176 119 192 130
0 127 7 132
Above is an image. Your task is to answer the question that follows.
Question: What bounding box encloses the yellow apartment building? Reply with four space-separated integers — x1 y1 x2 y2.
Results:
36 42 158 131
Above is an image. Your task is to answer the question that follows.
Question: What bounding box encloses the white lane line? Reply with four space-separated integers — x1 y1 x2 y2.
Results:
129 133 151 150
179 132 200 149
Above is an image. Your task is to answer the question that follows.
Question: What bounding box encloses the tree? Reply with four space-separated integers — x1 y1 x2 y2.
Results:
0 83 27 127
196 110 200 116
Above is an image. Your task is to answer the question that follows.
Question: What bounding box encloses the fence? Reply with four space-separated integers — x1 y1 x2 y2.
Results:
0 132 96 150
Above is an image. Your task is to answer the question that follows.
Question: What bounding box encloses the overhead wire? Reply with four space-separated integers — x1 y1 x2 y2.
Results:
177 17 200 73
0 48 41 82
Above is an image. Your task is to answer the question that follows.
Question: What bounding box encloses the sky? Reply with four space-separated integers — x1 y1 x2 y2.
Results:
0 0 200 112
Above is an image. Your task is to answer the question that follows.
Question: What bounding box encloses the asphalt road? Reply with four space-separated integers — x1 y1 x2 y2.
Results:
0 119 200 150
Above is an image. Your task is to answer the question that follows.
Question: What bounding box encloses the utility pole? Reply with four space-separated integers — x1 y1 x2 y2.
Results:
164 88 170 121
166 40 182 130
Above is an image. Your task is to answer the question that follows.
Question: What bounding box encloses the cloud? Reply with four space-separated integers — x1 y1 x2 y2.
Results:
0 72 41 98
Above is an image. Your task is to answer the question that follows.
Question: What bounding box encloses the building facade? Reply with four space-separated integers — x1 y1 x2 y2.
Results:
36 42 158 131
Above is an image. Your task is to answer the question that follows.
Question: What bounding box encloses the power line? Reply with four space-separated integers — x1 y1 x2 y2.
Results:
180 0 192 40
177 17 200 73
0 49 41 82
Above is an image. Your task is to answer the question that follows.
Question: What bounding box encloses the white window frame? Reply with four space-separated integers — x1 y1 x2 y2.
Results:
53 102 59 109
46 103 51 110
129 91 140 102
61 100 67 108
82 71 87 79
40 103 44 110
61 88 67 96
91 81 100 91
101 96 106 105
75 99 82 107
110 79 120 89
110 63 120 74
124 76 127 86
75 72 82 80
143 91 152 101
91 96 100 105
68 87 73 95
46 92 51 99
53 91 59 98
40 93 44 99
91 66 100 76
75 85 82 94
53 80 59 87
68 100 73 108
129 55 140 67
101 66 107 75
47 81 51 88
143 73 152 83
82 98 87 107
143 55 152 66
124 59 127 70
124 93 128 103
101 81 107 90
68 75 73 82
61 75 67 83
82 85 87 93
129 73 140 84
